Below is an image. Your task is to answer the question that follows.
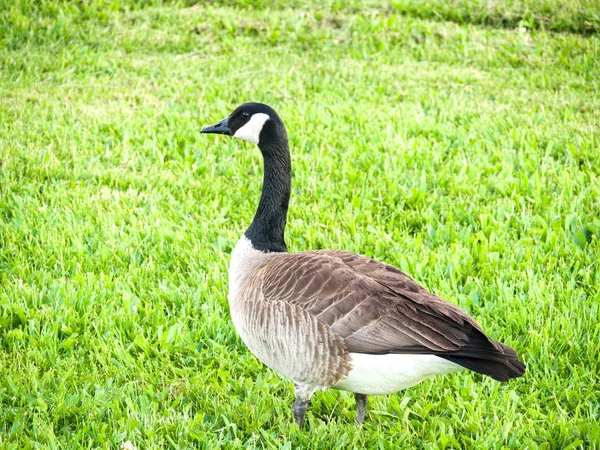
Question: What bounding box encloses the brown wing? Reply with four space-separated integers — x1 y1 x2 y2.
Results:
257 250 525 381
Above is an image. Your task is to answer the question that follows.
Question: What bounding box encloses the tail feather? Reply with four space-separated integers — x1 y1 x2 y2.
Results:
439 341 526 381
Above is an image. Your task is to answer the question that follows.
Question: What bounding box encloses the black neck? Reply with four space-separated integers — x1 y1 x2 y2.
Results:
244 135 291 253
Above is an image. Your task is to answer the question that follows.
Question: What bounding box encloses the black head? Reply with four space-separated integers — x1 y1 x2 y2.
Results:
201 102 286 147
202 102 291 253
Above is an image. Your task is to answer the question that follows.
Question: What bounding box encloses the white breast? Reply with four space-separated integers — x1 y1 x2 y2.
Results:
333 353 464 395
228 235 279 302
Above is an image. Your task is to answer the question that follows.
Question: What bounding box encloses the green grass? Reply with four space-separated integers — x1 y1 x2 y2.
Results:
213 0 600 34
1 0 599 448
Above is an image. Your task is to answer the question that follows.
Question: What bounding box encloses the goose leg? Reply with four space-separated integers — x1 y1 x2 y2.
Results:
293 383 314 428
355 393 368 424
293 397 310 427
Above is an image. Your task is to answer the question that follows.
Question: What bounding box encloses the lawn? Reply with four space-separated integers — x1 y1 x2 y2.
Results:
1 0 599 448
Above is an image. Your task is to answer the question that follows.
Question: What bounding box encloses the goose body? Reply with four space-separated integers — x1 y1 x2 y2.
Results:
202 103 525 426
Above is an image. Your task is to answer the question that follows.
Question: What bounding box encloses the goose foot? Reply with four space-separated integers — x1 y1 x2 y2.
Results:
355 393 368 425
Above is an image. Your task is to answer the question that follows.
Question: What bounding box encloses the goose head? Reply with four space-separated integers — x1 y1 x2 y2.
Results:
201 102 287 150
202 102 291 253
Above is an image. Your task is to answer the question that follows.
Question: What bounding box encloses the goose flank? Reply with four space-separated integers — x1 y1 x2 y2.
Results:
201 102 526 427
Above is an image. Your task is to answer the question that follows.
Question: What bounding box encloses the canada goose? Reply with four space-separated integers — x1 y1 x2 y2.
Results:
201 103 525 427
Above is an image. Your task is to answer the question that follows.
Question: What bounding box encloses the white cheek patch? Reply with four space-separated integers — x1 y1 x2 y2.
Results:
233 113 270 144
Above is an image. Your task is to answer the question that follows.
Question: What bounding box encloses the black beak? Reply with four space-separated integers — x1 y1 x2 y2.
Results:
201 117 232 135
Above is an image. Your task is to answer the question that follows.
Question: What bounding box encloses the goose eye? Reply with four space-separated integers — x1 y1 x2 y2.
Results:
241 112 250 120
